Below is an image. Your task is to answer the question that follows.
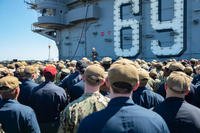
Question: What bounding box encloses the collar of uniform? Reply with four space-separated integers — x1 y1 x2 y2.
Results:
21 78 33 83
83 92 101 97
73 71 80 77
0 99 19 107
165 97 184 102
133 86 148 93
108 97 134 107
44 81 54 84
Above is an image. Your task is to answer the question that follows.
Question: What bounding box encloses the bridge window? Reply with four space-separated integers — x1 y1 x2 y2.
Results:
42 8 56 16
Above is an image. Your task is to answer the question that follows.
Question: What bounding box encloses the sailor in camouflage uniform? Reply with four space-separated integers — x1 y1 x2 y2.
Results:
58 64 110 133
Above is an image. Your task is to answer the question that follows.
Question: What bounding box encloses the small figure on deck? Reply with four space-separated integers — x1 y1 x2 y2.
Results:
91 47 98 61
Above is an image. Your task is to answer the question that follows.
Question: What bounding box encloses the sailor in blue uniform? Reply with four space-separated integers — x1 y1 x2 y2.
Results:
156 62 185 98
30 65 67 133
69 80 84 102
0 76 40 133
59 60 87 90
17 66 39 106
132 69 164 109
185 83 200 108
154 71 200 133
78 61 169 133
192 65 200 85
59 69 80 91
59 60 88 102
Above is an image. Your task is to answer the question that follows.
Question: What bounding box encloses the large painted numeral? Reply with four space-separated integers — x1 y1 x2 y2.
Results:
150 0 184 56
113 0 140 57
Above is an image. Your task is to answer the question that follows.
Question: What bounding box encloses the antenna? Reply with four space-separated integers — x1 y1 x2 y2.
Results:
48 45 51 61
24 0 37 9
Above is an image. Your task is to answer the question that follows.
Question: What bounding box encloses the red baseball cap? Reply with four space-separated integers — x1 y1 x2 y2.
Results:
43 65 57 76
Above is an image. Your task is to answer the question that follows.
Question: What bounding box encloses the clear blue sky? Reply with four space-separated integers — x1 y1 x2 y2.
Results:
0 0 58 61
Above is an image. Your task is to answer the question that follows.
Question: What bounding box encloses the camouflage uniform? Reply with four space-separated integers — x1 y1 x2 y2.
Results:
148 78 161 92
58 92 110 133
35 75 45 84
55 71 62 84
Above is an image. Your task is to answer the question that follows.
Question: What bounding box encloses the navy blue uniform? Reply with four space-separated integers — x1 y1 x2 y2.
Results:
78 97 169 133
30 81 67 123
0 99 40 133
132 86 164 109
185 84 200 108
59 71 81 90
30 81 67 133
18 79 38 106
192 74 200 85
156 83 166 98
154 97 200 133
69 80 110 102
69 80 84 102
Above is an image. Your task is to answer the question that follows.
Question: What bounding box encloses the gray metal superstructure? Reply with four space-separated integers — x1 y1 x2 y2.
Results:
25 0 200 61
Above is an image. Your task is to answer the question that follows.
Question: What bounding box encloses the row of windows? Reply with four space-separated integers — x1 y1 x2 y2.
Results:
41 8 56 16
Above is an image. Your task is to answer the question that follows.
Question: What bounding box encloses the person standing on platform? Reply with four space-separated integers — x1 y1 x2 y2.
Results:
91 47 98 61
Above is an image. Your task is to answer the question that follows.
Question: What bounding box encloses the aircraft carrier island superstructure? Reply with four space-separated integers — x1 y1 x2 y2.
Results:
25 0 200 61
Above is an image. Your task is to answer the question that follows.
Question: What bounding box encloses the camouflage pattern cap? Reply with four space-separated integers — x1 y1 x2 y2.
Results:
184 66 193 74
24 66 36 75
84 64 105 85
113 59 140 69
61 68 70 75
138 69 149 80
149 69 158 77
168 62 185 71
101 57 112 64
108 63 139 89
0 76 20 91
0 68 10 78
0 64 4 68
166 71 192 94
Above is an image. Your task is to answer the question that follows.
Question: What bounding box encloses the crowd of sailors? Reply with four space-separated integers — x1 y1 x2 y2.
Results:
0 57 200 133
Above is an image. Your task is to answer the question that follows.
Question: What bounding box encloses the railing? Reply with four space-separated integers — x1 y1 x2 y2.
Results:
38 16 62 24
31 24 43 32
24 0 64 8
24 0 37 9
26 0 64 3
